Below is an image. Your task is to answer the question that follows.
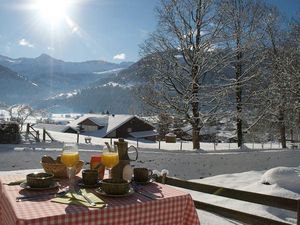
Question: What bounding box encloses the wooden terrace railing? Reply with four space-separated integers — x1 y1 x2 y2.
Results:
156 176 300 225
42 128 55 142
26 124 55 142
26 123 40 142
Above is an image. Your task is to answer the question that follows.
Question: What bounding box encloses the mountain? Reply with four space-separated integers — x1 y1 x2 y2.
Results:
34 85 142 114
0 54 134 75
0 65 42 104
0 54 134 95
32 58 149 113
113 56 154 84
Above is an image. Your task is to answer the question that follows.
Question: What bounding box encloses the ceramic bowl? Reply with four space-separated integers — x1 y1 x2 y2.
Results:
26 172 54 188
101 179 130 195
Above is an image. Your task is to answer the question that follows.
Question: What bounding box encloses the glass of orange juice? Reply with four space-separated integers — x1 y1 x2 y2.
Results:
101 145 119 178
61 142 79 192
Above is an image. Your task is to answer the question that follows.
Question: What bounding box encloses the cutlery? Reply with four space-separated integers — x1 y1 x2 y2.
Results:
132 184 157 200
75 188 96 206
16 190 67 202
135 189 157 200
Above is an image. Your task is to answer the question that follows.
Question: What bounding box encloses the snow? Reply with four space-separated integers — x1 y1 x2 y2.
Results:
103 81 133 88
93 68 124 74
260 167 300 193
49 91 78 99
31 82 38 87
192 168 300 225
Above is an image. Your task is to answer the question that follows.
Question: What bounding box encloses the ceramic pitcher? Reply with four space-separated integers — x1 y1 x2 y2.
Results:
111 138 138 180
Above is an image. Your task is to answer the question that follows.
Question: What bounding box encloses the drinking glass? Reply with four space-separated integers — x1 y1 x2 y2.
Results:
61 143 79 192
101 145 119 178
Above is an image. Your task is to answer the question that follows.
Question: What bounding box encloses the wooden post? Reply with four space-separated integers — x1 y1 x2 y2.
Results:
36 130 40 142
43 128 46 142
77 131 79 143
297 199 300 225
158 140 161 149
26 123 30 134
136 138 139 148
180 140 182 150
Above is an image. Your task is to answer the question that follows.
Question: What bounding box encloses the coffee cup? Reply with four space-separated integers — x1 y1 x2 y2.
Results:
82 169 98 185
133 168 153 182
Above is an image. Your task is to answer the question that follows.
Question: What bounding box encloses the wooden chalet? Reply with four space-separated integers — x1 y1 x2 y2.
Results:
70 114 157 140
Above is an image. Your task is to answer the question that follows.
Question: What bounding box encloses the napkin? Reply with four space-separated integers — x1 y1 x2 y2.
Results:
52 189 106 208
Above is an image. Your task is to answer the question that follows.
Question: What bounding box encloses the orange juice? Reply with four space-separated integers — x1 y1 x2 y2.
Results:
61 152 79 167
101 152 119 168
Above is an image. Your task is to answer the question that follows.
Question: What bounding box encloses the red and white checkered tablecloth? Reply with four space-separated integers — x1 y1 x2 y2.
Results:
0 174 200 225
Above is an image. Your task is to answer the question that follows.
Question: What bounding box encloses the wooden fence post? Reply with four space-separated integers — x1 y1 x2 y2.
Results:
77 131 79 143
297 199 300 225
36 130 40 142
43 128 46 142
26 123 30 134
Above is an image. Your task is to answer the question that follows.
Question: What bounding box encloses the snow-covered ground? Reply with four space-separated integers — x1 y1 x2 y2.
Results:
0 128 299 224
193 167 300 225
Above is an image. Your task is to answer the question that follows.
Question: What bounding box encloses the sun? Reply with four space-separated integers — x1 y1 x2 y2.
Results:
34 0 71 26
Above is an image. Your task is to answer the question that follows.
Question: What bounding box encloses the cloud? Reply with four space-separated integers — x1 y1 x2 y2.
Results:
113 53 126 60
18 38 34 48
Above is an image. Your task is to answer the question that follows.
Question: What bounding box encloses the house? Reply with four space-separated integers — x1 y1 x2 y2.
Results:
69 114 157 140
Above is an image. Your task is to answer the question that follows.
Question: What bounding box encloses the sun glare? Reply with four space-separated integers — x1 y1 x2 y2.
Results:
34 0 70 26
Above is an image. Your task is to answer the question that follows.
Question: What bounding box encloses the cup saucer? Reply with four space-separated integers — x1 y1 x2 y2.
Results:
20 181 59 191
77 179 101 188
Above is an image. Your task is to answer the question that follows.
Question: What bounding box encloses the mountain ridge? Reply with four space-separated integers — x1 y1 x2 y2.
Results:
0 53 135 99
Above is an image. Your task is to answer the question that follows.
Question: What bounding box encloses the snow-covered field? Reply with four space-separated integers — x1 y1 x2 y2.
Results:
0 127 299 224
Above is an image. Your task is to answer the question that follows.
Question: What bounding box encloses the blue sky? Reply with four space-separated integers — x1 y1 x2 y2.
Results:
0 0 299 63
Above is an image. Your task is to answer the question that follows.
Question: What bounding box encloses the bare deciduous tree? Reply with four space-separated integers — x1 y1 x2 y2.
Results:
258 7 300 148
8 104 34 131
216 0 268 147
139 0 225 149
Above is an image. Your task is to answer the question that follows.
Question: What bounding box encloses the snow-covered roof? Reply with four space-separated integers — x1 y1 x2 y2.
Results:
129 130 158 138
86 116 109 127
68 114 108 128
106 115 134 135
68 114 138 137
34 123 76 133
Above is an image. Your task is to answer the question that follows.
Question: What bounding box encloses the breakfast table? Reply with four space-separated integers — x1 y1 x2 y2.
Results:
0 172 200 225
